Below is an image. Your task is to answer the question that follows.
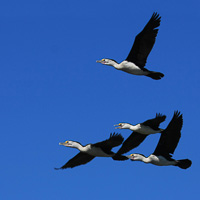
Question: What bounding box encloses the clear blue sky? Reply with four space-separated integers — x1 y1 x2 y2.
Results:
0 0 199 199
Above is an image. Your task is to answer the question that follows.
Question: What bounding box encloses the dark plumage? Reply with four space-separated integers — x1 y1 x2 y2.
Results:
153 111 183 159
128 111 192 169
126 12 161 68
55 133 128 170
92 133 124 155
115 113 166 155
117 132 147 155
56 152 95 170
142 113 166 130
96 12 164 80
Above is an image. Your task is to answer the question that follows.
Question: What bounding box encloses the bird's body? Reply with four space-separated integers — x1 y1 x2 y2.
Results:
116 61 149 75
115 113 166 134
128 111 192 169
129 154 177 166
118 123 163 135
135 123 162 135
60 142 113 157
114 113 166 155
81 144 114 157
55 133 128 170
97 12 164 80
147 155 175 166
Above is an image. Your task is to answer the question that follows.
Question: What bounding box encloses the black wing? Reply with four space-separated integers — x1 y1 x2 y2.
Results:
55 152 95 169
93 133 124 154
142 113 166 130
117 132 147 155
153 111 183 157
126 12 161 68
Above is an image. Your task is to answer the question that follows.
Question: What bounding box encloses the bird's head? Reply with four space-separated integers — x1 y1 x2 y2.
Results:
59 140 74 147
114 123 131 129
96 58 118 67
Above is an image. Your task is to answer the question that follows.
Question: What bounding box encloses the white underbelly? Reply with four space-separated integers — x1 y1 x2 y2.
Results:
119 61 148 75
86 147 113 157
150 155 176 166
132 124 160 135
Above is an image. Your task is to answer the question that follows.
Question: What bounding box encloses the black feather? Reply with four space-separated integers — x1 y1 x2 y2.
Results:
142 113 166 130
116 132 147 155
153 111 183 157
55 152 95 169
126 12 161 68
55 133 124 170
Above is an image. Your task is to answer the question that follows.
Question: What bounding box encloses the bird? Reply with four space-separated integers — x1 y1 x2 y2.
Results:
96 12 164 80
55 133 128 169
127 111 192 169
114 113 166 155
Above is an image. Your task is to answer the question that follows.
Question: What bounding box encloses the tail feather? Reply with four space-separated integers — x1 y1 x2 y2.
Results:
146 71 164 80
112 154 129 161
176 159 192 169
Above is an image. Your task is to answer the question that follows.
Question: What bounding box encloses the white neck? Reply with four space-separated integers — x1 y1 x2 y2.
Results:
109 60 120 69
126 124 139 131
134 154 151 163
71 142 85 151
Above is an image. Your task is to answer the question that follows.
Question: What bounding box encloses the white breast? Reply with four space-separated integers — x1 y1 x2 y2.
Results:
149 155 176 166
130 124 160 135
140 124 161 135
119 61 148 75
83 145 113 157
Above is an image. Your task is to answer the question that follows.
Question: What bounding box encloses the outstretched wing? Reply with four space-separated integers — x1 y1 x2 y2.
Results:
117 132 147 155
93 133 124 151
142 113 166 130
153 111 183 157
126 12 161 68
55 152 95 169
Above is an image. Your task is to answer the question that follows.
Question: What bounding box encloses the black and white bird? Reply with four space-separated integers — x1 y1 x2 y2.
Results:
55 133 128 170
96 12 164 80
127 111 192 169
114 113 166 155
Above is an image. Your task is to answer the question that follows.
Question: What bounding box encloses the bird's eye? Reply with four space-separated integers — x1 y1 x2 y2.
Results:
102 59 105 61
65 141 68 143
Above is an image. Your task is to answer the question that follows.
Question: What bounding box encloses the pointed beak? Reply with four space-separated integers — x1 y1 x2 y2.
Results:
114 124 121 129
96 59 106 64
96 59 103 63
125 155 132 159
59 142 65 145
127 154 134 161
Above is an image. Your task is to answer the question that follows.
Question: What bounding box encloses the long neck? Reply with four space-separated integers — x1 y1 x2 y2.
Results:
126 124 138 131
109 60 120 69
72 142 85 151
135 154 151 163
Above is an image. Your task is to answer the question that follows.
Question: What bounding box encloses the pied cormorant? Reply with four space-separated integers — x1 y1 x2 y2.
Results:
55 133 128 169
96 12 164 80
127 111 192 169
114 113 166 155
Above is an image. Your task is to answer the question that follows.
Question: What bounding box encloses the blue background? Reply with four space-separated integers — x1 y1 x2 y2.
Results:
0 0 199 199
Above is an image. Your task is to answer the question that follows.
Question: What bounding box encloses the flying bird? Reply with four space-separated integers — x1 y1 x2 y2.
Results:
114 113 166 155
127 111 192 169
96 12 164 80
55 133 128 170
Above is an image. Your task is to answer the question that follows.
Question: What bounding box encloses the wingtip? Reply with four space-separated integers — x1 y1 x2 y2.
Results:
152 12 161 20
54 167 62 170
110 132 124 142
110 132 120 137
174 110 182 118
156 113 167 121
